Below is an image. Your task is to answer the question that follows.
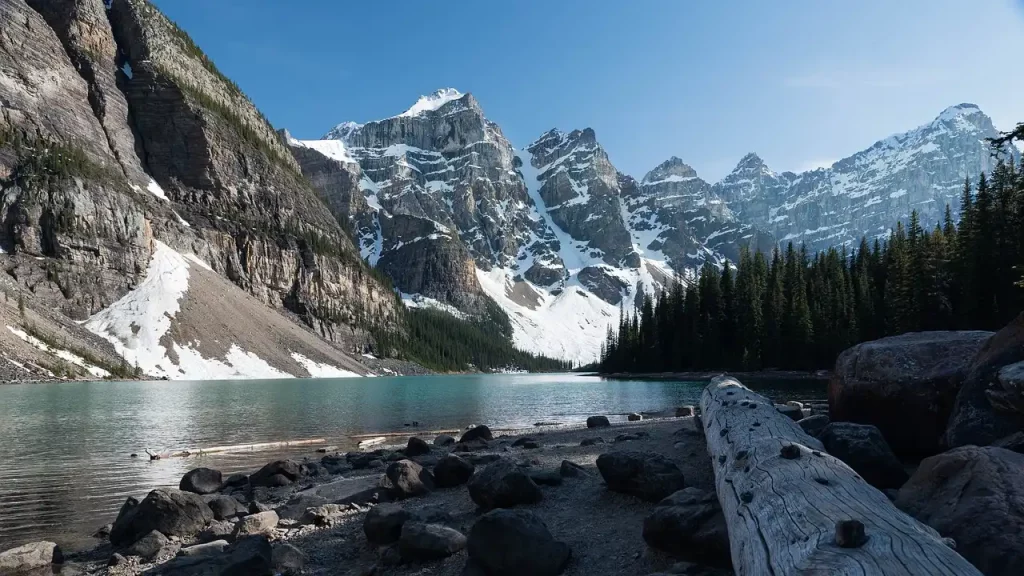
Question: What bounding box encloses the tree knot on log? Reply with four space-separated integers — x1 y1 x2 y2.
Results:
740 491 753 504
835 520 868 548
780 444 801 459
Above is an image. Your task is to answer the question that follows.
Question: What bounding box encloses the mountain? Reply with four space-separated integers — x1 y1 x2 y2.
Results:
715 103 1011 251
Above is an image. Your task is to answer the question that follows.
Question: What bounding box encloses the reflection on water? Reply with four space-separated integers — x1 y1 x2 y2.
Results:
0 373 825 549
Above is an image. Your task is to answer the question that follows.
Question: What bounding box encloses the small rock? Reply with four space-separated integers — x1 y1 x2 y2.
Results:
177 540 229 557
614 433 642 443
383 459 435 499
835 520 868 548
93 523 112 539
454 439 490 453
406 437 431 456
467 509 570 576
797 414 830 437
250 460 301 487
468 453 502 466
775 404 803 421
222 473 249 489
364 503 413 545
780 445 801 459
785 400 805 409
433 434 456 447
580 437 604 446
272 543 306 574
179 467 223 495
248 500 272 514
597 451 686 502
300 504 351 526
460 425 494 443
628 413 643 421
511 437 539 448
0 541 63 573
205 495 247 521
559 460 587 477
467 459 543 510
197 520 236 544
433 454 475 488
126 530 169 561
233 511 279 538
529 470 563 486
399 522 467 562
587 415 611 428
108 553 126 567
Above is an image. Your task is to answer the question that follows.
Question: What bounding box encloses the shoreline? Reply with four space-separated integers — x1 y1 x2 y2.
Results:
598 369 831 382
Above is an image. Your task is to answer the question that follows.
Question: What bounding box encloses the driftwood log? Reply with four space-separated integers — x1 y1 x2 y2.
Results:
700 375 980 575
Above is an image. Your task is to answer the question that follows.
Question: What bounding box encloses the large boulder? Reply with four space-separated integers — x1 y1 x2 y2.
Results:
895 446 1024 576
399 522 467 562
433 454 475 488
110 488 214 546
383 459 435 499
149 535 272 576
434 434 456 447
460 425 493 443
947 314 1024 448
596 451 685 502
818 423 908 489
587 416 611 428
249 460 301 487
467 459 543 510
643 488 731 568
0 541 62 573
830 331 991 457
466 509 570 576
179 468 223 495
364 503 413 545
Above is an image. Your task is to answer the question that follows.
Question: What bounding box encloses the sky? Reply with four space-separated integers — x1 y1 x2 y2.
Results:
152 0 1024 182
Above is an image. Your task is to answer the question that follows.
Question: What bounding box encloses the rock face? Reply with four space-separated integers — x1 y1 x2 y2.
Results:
896 446 1024 576
642 488 731 568
0 541 63 573
467 459 543 510
818 423 908 489
180 468 223 495
946 313 1024 449
830 331 992 457
110 488 214 546
596 451 686 502
466 509 570 576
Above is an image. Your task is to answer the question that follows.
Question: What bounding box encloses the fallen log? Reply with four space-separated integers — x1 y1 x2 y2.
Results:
700 375 980 575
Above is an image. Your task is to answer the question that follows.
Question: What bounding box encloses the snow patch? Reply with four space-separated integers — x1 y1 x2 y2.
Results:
291 138 358 165
399 88 464 118
146 179 168 201
6 325 110 378
291 353 361 378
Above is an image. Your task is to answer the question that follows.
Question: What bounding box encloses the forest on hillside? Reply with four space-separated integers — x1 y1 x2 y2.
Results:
600 155 1024 374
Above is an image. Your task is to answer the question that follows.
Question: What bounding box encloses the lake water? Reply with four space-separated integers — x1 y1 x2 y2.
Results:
0 373 825 550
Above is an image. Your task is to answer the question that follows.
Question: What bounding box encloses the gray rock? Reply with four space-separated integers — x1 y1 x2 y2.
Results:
628 412 643 422
383 459 435 499
587 416 611 428
830 331 992 457
615 433 643 443
205 495 247 521
364 503 413 545
233 511 279 538
559 460 587 477
581 437 605 446
648 561 733 575
529 470 563 486
460 425 494 443
596 451 686 502
250 460 301 487
148 535 272 576
0 541 63 573
896 446 1024 576
222 473 249 489
399 522 467 562
125 530 170 561
467 509 570 576
468 453 502 466
272 543 306 574
797 414 830 437
179 468 223 495
433 454 475 488
675 406 695 417
467 459 543 510
406 436 431 456
643 488 731 568
775 404 804 421
177 540 229 558
110 488 214 547
819 422 908 489
197 520 236 544
433 434 456 447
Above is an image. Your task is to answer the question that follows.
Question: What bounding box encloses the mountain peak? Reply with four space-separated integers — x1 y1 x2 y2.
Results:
323 120 362 141
736 152 766 170
643 156 698 184
399 88 466 118
936 102 982 121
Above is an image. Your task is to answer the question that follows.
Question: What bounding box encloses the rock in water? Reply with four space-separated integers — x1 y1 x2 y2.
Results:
642 488 731 568
596 451 686 502
467 459 543 510
460 425 494 443
249 460 301 487
818 422 908 489
0 541 63 573
384 459 435 498
179 467 223 495
406 436 431 456
587 416 611 428
895 446 1024 576
830 331 991 457
110 488 214 546
433 454 475 488
364 504 413 545
467 509 570 576
399 522 467 562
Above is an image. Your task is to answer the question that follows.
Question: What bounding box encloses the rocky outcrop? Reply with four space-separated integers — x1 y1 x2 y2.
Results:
829 331 992 457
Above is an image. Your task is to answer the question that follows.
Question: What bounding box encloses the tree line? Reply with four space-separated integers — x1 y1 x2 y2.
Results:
600 157 1024 374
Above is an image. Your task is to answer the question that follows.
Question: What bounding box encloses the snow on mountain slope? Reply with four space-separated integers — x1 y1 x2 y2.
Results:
399 88 465 117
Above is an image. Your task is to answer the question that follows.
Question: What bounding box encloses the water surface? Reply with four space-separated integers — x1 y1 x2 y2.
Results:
0 373 825 549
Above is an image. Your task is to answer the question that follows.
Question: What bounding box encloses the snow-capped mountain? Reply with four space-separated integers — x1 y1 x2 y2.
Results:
715 103 1011 251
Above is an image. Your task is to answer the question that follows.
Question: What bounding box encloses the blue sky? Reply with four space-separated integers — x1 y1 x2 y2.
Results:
152 0 1024 181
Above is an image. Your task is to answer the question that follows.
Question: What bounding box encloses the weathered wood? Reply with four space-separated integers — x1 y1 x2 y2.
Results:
700 376 980 576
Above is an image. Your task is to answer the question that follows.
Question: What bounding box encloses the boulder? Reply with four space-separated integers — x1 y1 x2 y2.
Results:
249 460 301 487
511 437 540 448
233 511 279 538
275 494 329 521
796 414 830 437
126 530 171 561
830 331 992 457
775 404 803 421
364 503 413 545
453 439 490 453
406 437 431 456
179 468 223 495
529 470 563 486
222 473 249 489
178 540 229 557
110 488 214 546
581 437 605 446
0 541 63 573
320 454 350 474
468 453 502 466
197 520 236 544
587 416 611 428
628 413 643 422
992 431 1024 453
947 315 1024 448
205 495 247 521
467 459 543 510
560 460 587 477
467 509 570 576
149 535 272 576
895 446 1024 576
399 522 467 562
271 543 306 574
460 425 493 443
596 451 685 502
433 434 456 446
642 488 731 568
819 422 908 489
300 504 352 526
433 454 475 488
383 459 435 499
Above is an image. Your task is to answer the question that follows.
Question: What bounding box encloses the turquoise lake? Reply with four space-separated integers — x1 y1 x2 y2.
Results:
0 373 825 549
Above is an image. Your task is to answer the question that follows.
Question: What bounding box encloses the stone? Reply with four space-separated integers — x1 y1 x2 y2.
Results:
559 460 587 477
179 467 223 495
947 314 1024 448
511 437 539 448
126 530 171 561
529 470 563 486
205 495 247 521
320 454 350 474
895 446 1024 576
275 494 329 521
797 414 830 437
248 501 272 514
272 543 306 574
467 509 570 576
249 460 301 487
628 412 643 421
643 488 731 568
364 503 413 545
587 415 611 428
454 439 490 453
615 433 642 443
596 451 686 502
197 520 236 544
581 437 605 446
649 561 733 575
300 462 325 477
434 434 456 446
819 422 908 489
383 459 435 499
149 535 273 576
110 488 214 547
433 454 475 488
233 511 279 538
460 425 494 443
468 453 502 466
406 436 431 456
94 523 112 539
108 553 126 567
675 406 695 417
467 459 543 510
300 504 351 526
830 331 992 457
0 541 63 573
399 522 467 562
222 473 249 489
775 404 804 421
178 540 229 557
